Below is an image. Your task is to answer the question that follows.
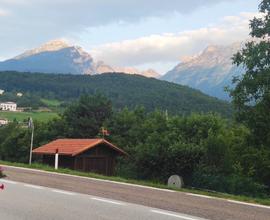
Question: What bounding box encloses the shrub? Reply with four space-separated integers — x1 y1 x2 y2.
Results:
191 167 268 198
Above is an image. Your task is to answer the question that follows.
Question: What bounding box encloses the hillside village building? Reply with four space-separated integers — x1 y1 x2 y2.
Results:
0 118 8 126
0 90 4 95
0 102 17 111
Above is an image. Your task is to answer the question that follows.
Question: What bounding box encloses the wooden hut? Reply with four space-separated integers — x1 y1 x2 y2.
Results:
33 139 126 176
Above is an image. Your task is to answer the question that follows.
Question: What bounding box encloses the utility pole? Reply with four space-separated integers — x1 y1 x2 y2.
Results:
165 109 169 121
28 117 34 165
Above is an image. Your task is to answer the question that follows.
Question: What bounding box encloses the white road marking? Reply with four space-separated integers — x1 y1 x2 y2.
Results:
186 193 270 210
1 178 207 220
185 193 212 199
226 199 270 209
52 189 76 196
3 166 270 211
24 184 44 190
0 179 17 184
91 197 125 205
151 210 206 220
1 165 175 193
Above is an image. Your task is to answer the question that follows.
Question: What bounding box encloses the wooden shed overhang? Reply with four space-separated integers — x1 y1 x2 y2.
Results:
33 138 127 157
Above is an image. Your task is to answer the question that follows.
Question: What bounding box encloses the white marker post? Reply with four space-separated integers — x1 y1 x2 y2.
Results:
55 149 59 170
28 117 34 165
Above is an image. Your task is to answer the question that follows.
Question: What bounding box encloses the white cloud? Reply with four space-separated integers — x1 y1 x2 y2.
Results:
0 0 238 61
91 12 258 67
0 0 234 20
0 8 9 16
0 0 236 36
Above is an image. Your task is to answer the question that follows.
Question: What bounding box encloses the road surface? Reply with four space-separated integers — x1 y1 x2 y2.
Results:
0 179 206 220
1 166 270 220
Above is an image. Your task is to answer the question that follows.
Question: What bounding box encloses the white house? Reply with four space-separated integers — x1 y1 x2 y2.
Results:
0 90 4 95
17 92 23 97
0 102 17 111
0 118 8 126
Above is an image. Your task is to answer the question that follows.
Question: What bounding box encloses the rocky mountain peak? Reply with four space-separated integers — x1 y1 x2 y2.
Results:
162 42 245 100
37 39 70 51
142 69 161 78
178 42 242 69
14 40 71 60
0 39 160 78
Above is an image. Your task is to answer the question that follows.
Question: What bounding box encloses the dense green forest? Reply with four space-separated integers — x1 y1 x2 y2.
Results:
0 71 232 116
0 95 269 198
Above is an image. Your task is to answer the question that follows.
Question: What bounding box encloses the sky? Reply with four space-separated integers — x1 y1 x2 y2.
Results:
0 0 261 74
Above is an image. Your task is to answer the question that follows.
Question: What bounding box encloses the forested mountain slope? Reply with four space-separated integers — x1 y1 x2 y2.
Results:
0 71 232 116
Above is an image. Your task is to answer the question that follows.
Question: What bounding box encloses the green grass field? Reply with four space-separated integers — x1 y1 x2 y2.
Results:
0 111 58 122
41 98 62 107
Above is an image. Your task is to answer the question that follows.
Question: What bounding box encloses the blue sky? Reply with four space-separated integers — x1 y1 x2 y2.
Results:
0 0 261 73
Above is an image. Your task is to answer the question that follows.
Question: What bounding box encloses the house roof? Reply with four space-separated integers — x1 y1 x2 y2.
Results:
33 139 127 156
0 102 16 105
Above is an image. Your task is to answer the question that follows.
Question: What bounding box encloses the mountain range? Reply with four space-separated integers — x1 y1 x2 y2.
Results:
162 42 245 100
0 40 160 78
0 40 246 100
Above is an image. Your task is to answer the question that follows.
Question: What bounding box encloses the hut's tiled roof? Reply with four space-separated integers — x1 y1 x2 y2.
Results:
33 139 126 156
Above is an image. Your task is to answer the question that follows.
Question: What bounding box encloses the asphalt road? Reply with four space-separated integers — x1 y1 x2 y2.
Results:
0 179 206 220
1 166 270 220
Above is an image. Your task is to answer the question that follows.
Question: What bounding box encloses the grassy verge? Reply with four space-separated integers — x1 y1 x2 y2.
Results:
0 160 269 206
0 111 58 122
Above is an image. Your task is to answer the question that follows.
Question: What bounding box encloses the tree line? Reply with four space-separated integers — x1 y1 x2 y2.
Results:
0 94 269 197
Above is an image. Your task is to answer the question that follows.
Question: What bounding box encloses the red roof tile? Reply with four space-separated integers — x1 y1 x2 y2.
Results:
33 139 126 156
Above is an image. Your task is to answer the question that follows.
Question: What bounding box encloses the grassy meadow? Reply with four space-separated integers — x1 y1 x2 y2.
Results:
0 111 58 122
